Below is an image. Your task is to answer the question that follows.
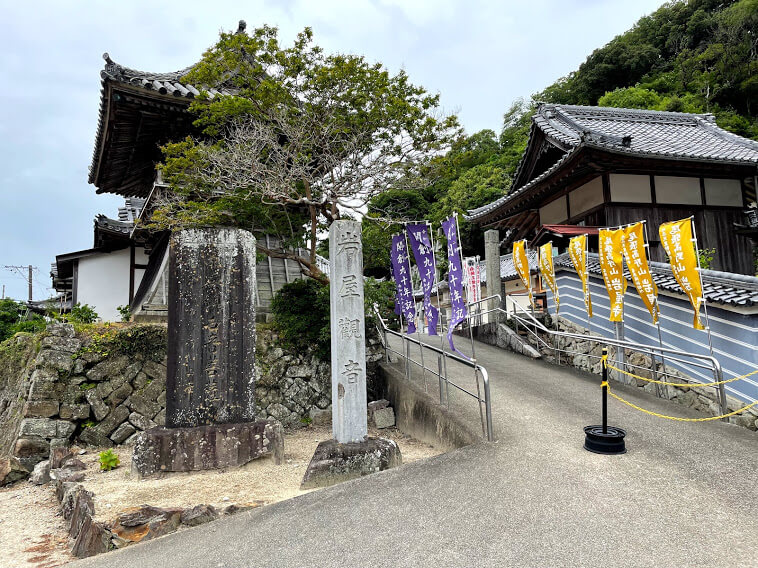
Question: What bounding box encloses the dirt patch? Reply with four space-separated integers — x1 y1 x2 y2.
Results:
0 425 441 567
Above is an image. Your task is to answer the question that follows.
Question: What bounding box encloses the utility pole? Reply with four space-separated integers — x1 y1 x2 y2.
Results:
3 265 38 302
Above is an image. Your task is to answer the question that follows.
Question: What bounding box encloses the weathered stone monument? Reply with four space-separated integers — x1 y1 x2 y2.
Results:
132 228 283 476
301 220 400 488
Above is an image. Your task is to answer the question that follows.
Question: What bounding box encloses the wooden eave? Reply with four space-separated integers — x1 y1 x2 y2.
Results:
91 80 196 198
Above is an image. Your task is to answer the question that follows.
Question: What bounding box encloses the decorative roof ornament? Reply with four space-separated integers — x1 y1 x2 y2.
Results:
236 20 247 34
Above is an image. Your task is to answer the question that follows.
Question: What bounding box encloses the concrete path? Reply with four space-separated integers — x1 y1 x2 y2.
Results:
70 335 758 567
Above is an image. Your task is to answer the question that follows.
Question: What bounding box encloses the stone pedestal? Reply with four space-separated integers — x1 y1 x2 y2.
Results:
132 421 284 477
300 438 401 489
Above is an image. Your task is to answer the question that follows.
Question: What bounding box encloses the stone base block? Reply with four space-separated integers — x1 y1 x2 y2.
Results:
131 420 284 477
300 437 401 489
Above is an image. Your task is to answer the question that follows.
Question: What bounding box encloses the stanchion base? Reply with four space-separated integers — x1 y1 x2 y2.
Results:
583 425 626 455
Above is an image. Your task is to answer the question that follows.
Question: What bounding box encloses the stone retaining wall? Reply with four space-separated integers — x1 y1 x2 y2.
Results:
1 322 384 473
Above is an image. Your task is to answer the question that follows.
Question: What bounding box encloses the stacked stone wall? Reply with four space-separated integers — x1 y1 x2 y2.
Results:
1 322 384 470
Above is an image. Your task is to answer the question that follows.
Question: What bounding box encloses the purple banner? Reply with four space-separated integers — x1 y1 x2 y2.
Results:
441 216 469 358
390 233 416 334
406 223 439 336
390 261 402 315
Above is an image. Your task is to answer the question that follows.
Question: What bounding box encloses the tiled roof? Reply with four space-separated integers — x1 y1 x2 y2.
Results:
95 214 133 235
479 250 539 283
554 252 758 307
118 198 146 223
466 104 758 221
88 21 249 188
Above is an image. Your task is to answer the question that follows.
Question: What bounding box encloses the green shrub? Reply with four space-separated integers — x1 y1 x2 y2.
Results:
364 278 399 331
69 303 99 324
0 298 47 343
99 449 120 471
116 305 132 322
271 279 331 360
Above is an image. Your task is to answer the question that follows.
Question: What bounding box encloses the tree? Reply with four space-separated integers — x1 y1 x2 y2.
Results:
153 24 460 283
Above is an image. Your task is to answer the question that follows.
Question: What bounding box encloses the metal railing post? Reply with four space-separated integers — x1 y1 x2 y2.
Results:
438 354 444 406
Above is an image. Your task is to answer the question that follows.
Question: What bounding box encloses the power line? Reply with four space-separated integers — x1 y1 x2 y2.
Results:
3 265 39 302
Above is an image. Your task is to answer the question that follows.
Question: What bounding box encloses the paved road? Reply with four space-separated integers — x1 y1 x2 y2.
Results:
70 336 758 567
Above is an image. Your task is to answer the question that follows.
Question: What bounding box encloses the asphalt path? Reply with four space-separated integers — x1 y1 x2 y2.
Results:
69 335 758 567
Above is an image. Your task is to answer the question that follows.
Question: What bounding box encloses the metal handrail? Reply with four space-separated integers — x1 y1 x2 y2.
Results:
373 307 494 441
465 294 729 418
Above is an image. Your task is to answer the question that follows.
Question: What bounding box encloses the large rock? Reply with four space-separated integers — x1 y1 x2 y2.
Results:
94 405 130 437
86 355 130 382
0 456 30 486
13 436 50 469
128 412 157 432
30 459 51 485
24 401 60 418
85 389 110 422
71 515 111 558
301 437 402 489
19 418 59 438
110 505 183 545
180 504 219 526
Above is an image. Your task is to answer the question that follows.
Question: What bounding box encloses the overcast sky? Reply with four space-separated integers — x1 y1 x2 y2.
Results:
0 0 664 302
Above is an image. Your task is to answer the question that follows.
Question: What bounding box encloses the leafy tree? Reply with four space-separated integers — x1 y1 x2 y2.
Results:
153 24 460 283
598 87 663 109
0 299 46 343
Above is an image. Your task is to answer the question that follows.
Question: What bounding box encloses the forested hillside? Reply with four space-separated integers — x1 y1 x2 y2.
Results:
363 0 757 270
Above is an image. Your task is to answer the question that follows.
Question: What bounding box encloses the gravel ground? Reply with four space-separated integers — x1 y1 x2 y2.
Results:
0 425 441 568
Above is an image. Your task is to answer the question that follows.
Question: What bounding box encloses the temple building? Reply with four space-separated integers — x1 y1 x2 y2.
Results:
467 104 758 274
51 22 325 321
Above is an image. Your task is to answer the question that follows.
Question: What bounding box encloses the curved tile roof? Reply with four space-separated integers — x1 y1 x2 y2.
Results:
467 104 758 222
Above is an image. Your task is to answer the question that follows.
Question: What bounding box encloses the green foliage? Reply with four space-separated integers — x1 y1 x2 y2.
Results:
536 0 758 139
68 303 99 324
116 305 132 323
299 416 313 426
0 298 46 343
75 325 167 363
363 278 399 331
152 23 459 283
99 449 120 471
698 247 716 270
271 279 331 360
79 382 97 391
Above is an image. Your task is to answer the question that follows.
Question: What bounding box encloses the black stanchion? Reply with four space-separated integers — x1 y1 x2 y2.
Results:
584 347 626 454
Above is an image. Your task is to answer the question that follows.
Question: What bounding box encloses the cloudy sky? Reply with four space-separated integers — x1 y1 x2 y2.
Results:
0 0 664 302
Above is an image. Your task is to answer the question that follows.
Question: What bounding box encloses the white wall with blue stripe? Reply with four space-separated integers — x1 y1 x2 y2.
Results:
546 269 758 404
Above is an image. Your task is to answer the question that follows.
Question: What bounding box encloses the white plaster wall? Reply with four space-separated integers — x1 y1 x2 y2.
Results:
704 178 742 207
76 248 142 322
539 196 567 224
569 177 604 216
655 176 702 205
609 174 651 203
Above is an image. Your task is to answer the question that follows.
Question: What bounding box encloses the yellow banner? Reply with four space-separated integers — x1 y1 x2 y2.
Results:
598 228 627 322
513 240 534 308
568 235 592 318
659 218 704 330
539 242 559 313
621 222 659 324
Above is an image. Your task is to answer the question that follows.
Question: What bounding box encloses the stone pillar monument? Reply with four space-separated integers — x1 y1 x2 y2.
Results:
484 229 501 322
166 228 257 427
328 220 368 443
301 220 400 488
132 227 283 476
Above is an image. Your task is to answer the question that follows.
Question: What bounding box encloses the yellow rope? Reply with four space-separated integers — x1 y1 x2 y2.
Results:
603 382 758 422
606 363 758 388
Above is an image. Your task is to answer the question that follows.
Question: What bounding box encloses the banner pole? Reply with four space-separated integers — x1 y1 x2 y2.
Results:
585 233 592 337
642 221 669 399
690 218 727 417
404 227 427 392
428 221 449 405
